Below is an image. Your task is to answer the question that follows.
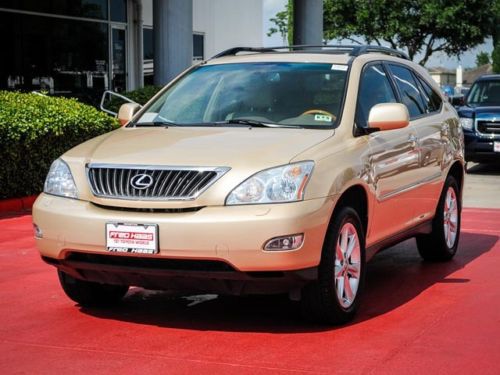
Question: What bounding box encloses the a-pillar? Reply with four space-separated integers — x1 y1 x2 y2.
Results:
293 0 323 46
153 0 193 86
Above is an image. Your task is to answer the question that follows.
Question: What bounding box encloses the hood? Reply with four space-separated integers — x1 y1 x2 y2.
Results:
458 106 500 119
65 126 333 169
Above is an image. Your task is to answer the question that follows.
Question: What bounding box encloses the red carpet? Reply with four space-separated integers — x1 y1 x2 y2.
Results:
0 208 499 374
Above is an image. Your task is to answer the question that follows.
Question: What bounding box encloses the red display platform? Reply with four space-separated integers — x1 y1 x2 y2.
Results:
0 208 499 374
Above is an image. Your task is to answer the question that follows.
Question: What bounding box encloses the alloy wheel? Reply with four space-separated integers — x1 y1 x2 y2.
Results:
443 187 458 248
334 223 361 308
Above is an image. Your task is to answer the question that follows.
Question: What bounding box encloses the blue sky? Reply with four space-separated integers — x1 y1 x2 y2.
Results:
263 0 494 70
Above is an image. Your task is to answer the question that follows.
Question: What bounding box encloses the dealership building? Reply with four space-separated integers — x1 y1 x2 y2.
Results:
0 0 263 102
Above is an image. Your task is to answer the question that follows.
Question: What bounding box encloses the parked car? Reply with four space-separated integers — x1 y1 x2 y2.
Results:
33 45 464 324
457 74 500 165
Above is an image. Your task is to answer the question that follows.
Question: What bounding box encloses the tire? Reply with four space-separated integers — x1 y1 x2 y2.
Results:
301 206 366 325
58 270 129 307
416 175 461 261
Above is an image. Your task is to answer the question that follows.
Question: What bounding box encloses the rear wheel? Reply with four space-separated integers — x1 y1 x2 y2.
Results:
58 270 129 307
416 176 461 261
301 207 366 325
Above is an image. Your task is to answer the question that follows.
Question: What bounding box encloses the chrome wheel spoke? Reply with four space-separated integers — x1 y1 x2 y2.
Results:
344 274 354 303
336 276 345 301
336 243 344 264
347 263 360 278
335 265 343 278
340 228 349 253
346 234 356 258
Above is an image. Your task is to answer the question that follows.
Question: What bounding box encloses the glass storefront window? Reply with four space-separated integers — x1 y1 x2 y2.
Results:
110 0 127 22
0 0 108 20
0 11 109 104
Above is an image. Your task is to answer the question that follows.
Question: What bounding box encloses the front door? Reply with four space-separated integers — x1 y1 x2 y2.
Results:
356 63 420 244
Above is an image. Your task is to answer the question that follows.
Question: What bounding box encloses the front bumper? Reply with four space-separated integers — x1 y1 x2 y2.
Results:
33 194 333 274
464 132 500 162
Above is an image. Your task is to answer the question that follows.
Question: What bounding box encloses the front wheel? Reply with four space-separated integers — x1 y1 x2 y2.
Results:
58 270 129 307
301 206 366 325
416 175 461 261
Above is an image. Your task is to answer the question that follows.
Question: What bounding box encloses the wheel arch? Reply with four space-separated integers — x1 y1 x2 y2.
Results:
447 160 465 206
330 183 370 236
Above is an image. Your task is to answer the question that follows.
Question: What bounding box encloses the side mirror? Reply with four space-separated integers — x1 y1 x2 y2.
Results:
118 103 141 126
451 95 465 107
368 103 409 132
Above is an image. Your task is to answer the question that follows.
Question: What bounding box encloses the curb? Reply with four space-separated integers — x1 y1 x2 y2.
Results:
0 195 38 213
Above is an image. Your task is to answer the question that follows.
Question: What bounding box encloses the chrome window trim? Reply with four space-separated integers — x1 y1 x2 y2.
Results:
86 164 230 201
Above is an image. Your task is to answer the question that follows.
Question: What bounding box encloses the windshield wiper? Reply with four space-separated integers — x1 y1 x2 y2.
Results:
132 120 177 127
220 119 301 128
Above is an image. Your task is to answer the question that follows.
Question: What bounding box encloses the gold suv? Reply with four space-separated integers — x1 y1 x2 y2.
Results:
33 45 464 324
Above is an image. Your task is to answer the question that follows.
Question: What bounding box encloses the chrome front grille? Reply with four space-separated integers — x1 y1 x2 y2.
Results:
87 164 229 200
477 120 500 136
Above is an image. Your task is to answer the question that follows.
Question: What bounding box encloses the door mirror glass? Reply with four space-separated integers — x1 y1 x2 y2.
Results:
118 103 141 126
368 103 410 131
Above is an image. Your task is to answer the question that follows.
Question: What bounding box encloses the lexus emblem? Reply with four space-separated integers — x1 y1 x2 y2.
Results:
130 174 154 190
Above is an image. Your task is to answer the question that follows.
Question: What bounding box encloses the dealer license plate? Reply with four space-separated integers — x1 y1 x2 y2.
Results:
106 223 158 254
494 142 500 153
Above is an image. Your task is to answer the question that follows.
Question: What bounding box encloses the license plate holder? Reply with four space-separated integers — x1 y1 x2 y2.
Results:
494 141 500 153
106 223 159 254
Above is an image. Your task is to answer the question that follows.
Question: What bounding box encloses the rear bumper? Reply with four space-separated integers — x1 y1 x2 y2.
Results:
464 133 500 162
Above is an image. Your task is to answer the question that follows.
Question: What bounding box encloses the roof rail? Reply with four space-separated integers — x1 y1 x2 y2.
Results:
211 45 409 60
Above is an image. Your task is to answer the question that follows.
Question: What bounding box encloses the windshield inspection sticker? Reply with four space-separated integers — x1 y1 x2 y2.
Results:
314 114 332 122
331 64 348 71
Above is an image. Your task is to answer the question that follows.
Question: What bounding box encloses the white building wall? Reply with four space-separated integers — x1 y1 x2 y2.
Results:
142 0 263 57
193 0 263 57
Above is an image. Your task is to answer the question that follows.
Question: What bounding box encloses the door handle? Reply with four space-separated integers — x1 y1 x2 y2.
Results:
408 134 418 146
441 124 449 136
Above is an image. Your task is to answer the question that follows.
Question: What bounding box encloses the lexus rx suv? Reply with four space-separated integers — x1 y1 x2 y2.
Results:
33 45 464 324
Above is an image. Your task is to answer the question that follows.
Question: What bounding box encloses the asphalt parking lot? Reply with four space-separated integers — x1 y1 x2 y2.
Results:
1 164 499 374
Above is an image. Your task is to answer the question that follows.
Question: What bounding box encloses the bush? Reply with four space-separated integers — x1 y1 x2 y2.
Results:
0 91 119 199
107 85 162 113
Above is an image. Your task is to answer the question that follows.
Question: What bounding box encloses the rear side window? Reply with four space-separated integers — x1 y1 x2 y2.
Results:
416 75 442 113
356 64 397 127
388 64 426 119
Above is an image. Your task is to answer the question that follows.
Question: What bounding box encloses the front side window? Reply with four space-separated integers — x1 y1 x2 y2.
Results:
356 63 397 127
388 64 426 119
467 80 500 107
135 62 348 128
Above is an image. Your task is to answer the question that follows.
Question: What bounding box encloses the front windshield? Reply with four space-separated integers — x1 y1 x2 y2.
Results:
135 62 348 128
467 79 500 106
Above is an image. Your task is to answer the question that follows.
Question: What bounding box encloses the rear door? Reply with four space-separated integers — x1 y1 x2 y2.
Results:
387 64 446 222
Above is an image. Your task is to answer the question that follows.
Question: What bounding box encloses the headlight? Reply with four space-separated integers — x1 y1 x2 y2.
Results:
459 117 473 131
226 161 314 205
44 159 78 199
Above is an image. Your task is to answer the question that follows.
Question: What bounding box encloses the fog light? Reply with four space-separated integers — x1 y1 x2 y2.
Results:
264 234 304 251
33 224 43 239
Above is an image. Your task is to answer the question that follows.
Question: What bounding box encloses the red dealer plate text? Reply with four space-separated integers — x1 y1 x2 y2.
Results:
105 223 158 254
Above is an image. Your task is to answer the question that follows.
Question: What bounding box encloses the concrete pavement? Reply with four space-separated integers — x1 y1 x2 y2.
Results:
463 162 500 208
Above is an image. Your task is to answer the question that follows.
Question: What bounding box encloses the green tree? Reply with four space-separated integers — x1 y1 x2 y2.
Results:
267 0 293 45
492 0 500 73
323 0 494 66
267 9 288 45
476 51 491 66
